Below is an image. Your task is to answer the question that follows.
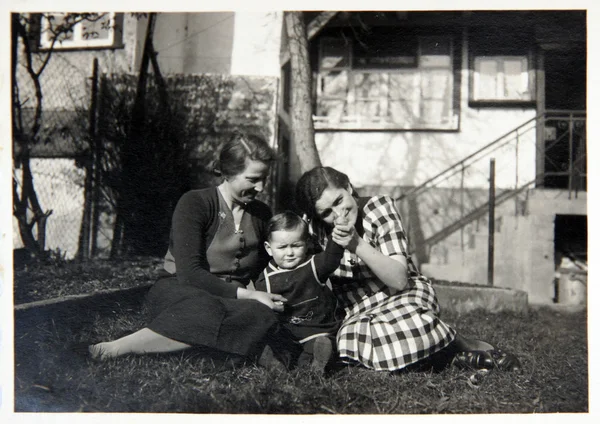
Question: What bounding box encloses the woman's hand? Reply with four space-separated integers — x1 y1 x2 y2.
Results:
332 223 409 292
331 222 360 253
237 288 287 312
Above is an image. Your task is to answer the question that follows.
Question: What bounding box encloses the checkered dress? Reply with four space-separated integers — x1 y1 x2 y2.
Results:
328 195 456 371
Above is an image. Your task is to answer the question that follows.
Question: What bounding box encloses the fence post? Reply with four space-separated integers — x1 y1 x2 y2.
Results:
91 63 102 257
487 159 496 286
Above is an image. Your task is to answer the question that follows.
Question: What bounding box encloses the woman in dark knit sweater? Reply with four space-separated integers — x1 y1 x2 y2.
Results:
88 132 292 369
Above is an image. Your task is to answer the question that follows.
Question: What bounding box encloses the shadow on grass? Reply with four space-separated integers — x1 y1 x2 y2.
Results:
14 302 588 414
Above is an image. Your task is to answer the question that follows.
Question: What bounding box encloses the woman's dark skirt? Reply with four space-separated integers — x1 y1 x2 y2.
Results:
145 276 280 358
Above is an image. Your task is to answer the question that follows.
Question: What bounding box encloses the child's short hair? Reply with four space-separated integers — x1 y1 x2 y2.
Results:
266 211 309 241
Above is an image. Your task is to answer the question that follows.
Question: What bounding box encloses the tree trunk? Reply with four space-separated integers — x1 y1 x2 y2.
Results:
285 12 321 173
77 58 100 260
111 13 156 257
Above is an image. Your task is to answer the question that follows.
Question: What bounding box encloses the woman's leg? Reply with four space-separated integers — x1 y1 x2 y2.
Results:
89 328 191 360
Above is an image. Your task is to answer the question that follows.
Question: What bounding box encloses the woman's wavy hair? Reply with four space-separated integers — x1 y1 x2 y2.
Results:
213 131 276 178
295 166 357 242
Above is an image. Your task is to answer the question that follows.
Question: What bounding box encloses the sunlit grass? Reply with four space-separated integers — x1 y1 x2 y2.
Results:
14 303 588 413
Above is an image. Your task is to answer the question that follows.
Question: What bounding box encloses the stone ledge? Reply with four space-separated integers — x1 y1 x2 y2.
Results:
434 284 529 314
14 284 153 327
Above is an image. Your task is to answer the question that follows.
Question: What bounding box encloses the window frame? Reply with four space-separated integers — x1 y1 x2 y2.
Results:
38 12 124 51
314 33 459 131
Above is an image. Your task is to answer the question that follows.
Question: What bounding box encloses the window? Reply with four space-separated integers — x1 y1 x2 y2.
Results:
468 29 535 105
472 55 534 102
39 13 123 50
315 33 458 130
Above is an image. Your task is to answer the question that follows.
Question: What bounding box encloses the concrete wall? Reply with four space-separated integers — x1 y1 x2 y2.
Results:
230 12 283 77
154 12 234 75
422 189 587 304
153 12 283 77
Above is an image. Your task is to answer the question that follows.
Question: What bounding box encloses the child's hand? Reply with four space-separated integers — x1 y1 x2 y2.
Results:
251 291 287 312
332 222 359 252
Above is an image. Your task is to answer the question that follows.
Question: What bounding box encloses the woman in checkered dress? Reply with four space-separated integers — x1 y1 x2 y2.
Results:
295 166 521 372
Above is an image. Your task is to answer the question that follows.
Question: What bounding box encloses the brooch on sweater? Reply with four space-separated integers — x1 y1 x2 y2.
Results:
218 211 226 220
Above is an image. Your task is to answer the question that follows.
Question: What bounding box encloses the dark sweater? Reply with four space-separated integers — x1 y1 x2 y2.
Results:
162 187 272 299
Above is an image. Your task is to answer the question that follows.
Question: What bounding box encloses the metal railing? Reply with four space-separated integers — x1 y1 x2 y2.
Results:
397 110 586 261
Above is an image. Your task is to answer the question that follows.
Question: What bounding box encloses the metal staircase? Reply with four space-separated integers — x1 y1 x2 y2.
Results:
396 110 586 260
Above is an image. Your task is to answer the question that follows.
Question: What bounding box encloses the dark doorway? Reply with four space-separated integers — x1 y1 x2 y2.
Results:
554 214 587 264
543 47 587 189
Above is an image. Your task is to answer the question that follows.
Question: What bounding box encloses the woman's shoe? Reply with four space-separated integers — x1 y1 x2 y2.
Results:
453 349 521 372
452 350 495 370
491 349 522 371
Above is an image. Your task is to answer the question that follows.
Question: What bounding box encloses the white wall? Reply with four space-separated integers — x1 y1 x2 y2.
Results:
153 12 283 77
154 12 236 75
230 12 283 77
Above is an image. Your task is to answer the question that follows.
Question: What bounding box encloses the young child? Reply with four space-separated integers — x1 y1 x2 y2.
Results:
254 211 345 372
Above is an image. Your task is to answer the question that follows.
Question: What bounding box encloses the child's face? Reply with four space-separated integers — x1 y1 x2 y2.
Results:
264 227 308 270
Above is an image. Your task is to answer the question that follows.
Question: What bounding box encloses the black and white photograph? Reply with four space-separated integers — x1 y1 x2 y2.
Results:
1 0 596 419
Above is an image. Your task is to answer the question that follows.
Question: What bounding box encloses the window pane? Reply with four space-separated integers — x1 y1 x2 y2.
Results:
321 70 349 98
317 99 347 121
421 70 450 100
320 39 350 69
46 14 75 43
353 35 417 69
81 13 112 40
421 99 446 124
355 100 382 119
389 73 417 100
503 58 528 99
353 73 383 99
475 58 499 99
389 100 415 125
421 55 451 68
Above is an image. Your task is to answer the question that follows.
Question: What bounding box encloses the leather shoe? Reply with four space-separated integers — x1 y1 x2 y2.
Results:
453 349 521 372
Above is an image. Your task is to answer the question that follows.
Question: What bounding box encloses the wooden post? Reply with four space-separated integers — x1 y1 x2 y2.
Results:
90 59 102 257
488 159 496 286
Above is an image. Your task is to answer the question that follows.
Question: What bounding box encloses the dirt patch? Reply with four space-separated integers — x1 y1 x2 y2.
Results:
13 256 162 305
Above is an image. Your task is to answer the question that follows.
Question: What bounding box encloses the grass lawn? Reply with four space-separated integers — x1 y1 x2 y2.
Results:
13 258 589 414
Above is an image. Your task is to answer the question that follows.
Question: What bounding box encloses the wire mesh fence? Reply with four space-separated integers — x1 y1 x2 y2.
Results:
13 159 87 259
13 54 94 260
